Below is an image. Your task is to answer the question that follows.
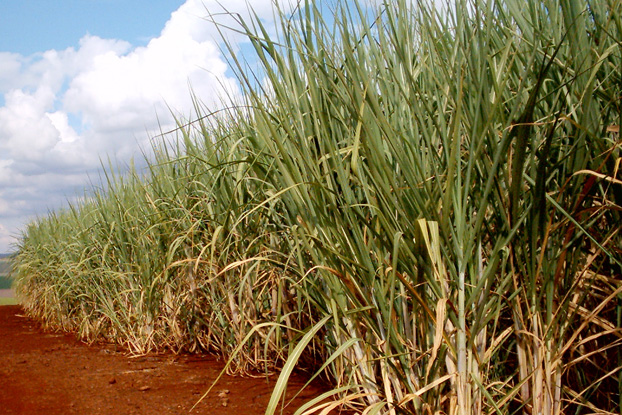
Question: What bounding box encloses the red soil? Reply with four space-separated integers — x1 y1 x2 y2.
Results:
0 305 335 415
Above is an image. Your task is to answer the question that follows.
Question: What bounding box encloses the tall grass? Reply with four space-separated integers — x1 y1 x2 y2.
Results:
12 0 621 413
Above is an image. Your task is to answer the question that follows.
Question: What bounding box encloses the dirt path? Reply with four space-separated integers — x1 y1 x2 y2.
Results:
0 305 334 415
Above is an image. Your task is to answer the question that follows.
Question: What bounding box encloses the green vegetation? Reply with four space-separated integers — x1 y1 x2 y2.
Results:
0 257 11 275
0 278 11 290
11 0 622 413
0 256 13 289
0 297 18 306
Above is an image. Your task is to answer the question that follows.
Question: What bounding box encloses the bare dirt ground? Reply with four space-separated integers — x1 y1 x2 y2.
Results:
0 305 337 415
0 289 13 298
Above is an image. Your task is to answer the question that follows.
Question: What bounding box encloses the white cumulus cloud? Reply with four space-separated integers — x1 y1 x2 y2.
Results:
0 0 286 253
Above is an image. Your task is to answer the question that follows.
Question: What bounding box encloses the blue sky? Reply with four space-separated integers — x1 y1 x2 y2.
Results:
0 0 289 252
0 1 181 55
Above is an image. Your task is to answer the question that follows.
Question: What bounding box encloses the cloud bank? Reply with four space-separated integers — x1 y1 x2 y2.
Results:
0 0 285 253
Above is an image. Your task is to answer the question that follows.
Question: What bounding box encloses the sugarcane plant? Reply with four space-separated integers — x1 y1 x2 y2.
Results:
11 0 621 414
